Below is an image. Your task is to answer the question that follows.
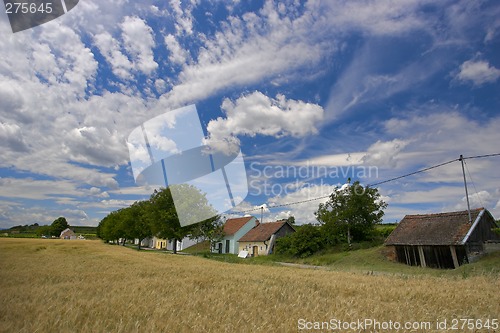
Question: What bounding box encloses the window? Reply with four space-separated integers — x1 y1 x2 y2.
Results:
225 239 230 253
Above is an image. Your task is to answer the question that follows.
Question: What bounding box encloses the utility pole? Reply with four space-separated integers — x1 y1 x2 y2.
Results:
260 206 264 224
459 155 472 223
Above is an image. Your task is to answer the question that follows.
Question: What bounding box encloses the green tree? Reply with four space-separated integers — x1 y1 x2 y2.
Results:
189 215 224 251
128 200 153 250
97 211 124 244
275 224 325 257
286 216 296 225
50 217 69 237
315 181 387 247
149 185 218 254
35 225 52 237
149 187 188 254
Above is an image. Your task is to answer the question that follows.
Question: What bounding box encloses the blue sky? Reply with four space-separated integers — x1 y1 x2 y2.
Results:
1 0 500 228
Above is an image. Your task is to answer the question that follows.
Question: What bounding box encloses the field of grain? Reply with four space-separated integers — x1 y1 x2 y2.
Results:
0 239 498 332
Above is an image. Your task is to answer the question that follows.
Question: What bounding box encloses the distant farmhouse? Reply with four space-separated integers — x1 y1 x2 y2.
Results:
213 216 258 254
60 228 76 240
385 208 500 269
238 220 295 256
135 237 198 251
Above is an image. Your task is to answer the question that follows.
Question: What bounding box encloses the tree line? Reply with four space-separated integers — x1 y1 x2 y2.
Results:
276 181 387 257
97 185 223 253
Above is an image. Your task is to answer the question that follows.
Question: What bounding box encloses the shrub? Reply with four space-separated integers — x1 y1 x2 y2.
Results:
275 224 326 257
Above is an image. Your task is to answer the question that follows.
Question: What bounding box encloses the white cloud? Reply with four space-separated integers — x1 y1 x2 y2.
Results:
0 178 83 200
204 91 323 154
362 139 409 168
164 34 190 65
120 16 158 75
93 16 157 80
267 184 336 224
169 0 195 35
455 190 494 211
0 122 29 152
295 153 366 167
456 59 500 86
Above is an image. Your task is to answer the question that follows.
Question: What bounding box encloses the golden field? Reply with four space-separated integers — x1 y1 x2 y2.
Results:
0 238 498 332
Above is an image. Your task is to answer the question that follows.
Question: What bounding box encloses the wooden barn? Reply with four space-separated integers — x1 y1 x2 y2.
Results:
385 208 499 269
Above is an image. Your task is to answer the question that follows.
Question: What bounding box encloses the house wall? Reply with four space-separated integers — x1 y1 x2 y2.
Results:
239 241 268 256
215 217 257 254
274 223 295 238
154 238 167 250
166 238 198 251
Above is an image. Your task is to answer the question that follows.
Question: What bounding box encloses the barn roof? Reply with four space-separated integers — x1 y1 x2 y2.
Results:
223 216 256 235
239 221 289 242
385 208 487 246
60 228 74 235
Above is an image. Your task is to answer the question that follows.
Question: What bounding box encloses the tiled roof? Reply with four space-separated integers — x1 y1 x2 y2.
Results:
223 216 255 235
239 221 287 242
385 208 484 246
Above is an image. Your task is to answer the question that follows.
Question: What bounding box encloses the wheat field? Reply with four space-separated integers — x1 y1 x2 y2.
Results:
0 239 498 332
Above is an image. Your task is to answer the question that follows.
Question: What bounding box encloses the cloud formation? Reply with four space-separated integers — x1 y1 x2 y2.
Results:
456 59 500 86
204 91 324 154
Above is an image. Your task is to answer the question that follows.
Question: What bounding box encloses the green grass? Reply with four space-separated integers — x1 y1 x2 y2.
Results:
189 242 500 278
0 233 39 238
182 240 210 254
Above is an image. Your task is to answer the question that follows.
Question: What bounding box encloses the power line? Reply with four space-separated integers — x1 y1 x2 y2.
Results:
462 152 500 160
464 159 484 208
230 152 500 214
367 158 458 187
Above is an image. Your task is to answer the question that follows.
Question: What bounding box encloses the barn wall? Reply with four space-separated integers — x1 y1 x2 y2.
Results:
393 245 467 269
382 246 397 262
467 213 500 244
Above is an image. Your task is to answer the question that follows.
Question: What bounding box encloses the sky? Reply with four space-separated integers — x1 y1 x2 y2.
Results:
0 0 500 229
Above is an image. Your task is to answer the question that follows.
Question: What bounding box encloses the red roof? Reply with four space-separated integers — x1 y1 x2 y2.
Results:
223 216 255 235
239 221 287 242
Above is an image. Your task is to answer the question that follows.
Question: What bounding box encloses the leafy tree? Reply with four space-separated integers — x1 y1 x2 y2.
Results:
50 217 69 237
128 200 153 250
149 187 188 254
35 225 52 237
97 211 124 244
97 184 221 253
286 216 296 225
275 224 325 257
149 185 218 254
189 215 224 251
315 181 387 247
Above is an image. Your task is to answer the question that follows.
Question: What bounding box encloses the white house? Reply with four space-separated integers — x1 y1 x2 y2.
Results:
213 216 258 254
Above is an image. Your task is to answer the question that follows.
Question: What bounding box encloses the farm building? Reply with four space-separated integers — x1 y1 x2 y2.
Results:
213 216 258 254
134 236 199 251
238 220 295 257
60 228 76 240
385 208 500 269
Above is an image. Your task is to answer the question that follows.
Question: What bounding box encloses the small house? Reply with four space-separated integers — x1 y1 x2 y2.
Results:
385 208 500 269
135 236 199 251
213 216 258 254
60 228 76 240
238 220 295 256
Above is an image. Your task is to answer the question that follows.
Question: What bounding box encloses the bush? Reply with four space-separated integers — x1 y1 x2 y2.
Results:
275 224 325 258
